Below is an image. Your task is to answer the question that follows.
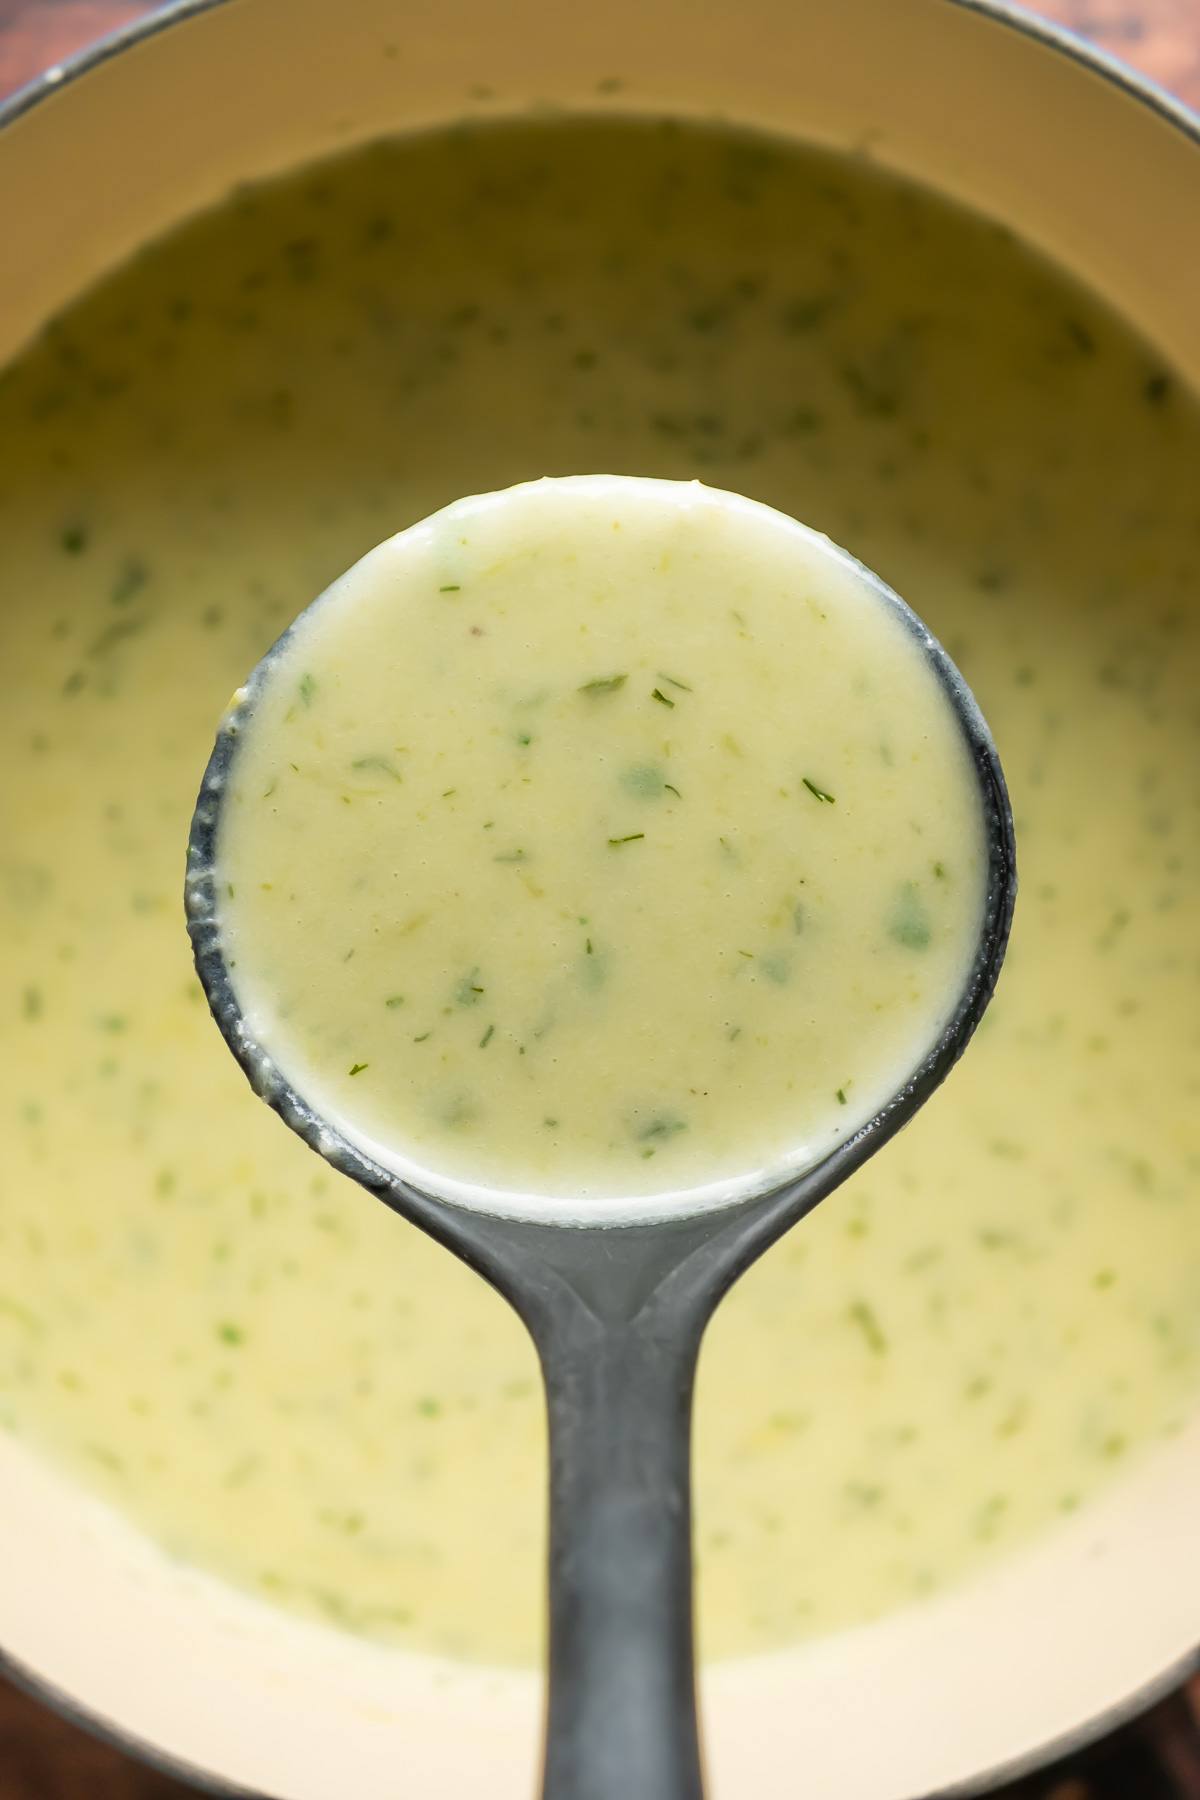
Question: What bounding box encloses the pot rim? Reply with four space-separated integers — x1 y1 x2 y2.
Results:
4 0 1199 153
2 2 1199 1795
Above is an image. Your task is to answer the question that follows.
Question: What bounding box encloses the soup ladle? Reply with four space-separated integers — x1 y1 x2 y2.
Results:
185 488 1016 1800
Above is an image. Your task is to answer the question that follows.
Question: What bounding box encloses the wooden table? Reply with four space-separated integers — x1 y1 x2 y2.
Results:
1 1 1200 1794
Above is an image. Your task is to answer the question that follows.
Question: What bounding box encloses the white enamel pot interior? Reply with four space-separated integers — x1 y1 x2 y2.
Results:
2 2 1200 1796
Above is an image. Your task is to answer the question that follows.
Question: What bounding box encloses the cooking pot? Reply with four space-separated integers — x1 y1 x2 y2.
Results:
2 2 1200 1795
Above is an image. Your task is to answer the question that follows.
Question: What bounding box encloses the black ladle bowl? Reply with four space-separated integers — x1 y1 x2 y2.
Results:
185 564 1015 1800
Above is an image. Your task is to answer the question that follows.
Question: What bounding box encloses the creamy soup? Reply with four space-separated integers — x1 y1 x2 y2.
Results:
211 475 988 1213
1 119 1199 1666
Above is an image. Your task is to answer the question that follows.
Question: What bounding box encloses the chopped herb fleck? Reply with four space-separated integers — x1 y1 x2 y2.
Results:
579 673 627 696
889 883 932 951
439 584 461 592
349 1062 368 1076
111 559 148 607
836 1088 847 1105
848 1300 887 1356
636 1115 686 1142
479 1024 495 1048
384 995 405 1008
351 755 402 781
608 832 645 846
298 673 316 707
621 762 665 800
803 778 835 804
657 672 692 691
664 783 681 798
413 1032 430 1043
651 688 674 708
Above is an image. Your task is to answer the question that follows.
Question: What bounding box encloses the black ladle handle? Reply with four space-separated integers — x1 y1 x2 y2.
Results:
537 1300 704 1800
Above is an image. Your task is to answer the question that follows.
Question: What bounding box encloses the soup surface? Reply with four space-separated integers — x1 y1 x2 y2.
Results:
1 119 1200 1664
212 475 988 1212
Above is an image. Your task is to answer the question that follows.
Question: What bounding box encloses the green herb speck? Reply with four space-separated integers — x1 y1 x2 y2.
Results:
385 995 405 1009
803 778 835 804
636 1115 686 1142
111 560 148 607
620 762 664 800
889 883 932 951
848 1301 887 1356
299 673 316 708
651 688 674 708
349 1062 368 1076
479 1024 495 1048
608 832 645 846
439 584 461 593
579 673 627 696
351 755 401 781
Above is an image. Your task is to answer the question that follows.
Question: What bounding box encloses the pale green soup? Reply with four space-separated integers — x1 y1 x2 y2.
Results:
1 119 1199 1666
213 474 988 1212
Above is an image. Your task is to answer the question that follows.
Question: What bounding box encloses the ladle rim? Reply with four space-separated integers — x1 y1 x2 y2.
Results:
185 481 1017 1233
